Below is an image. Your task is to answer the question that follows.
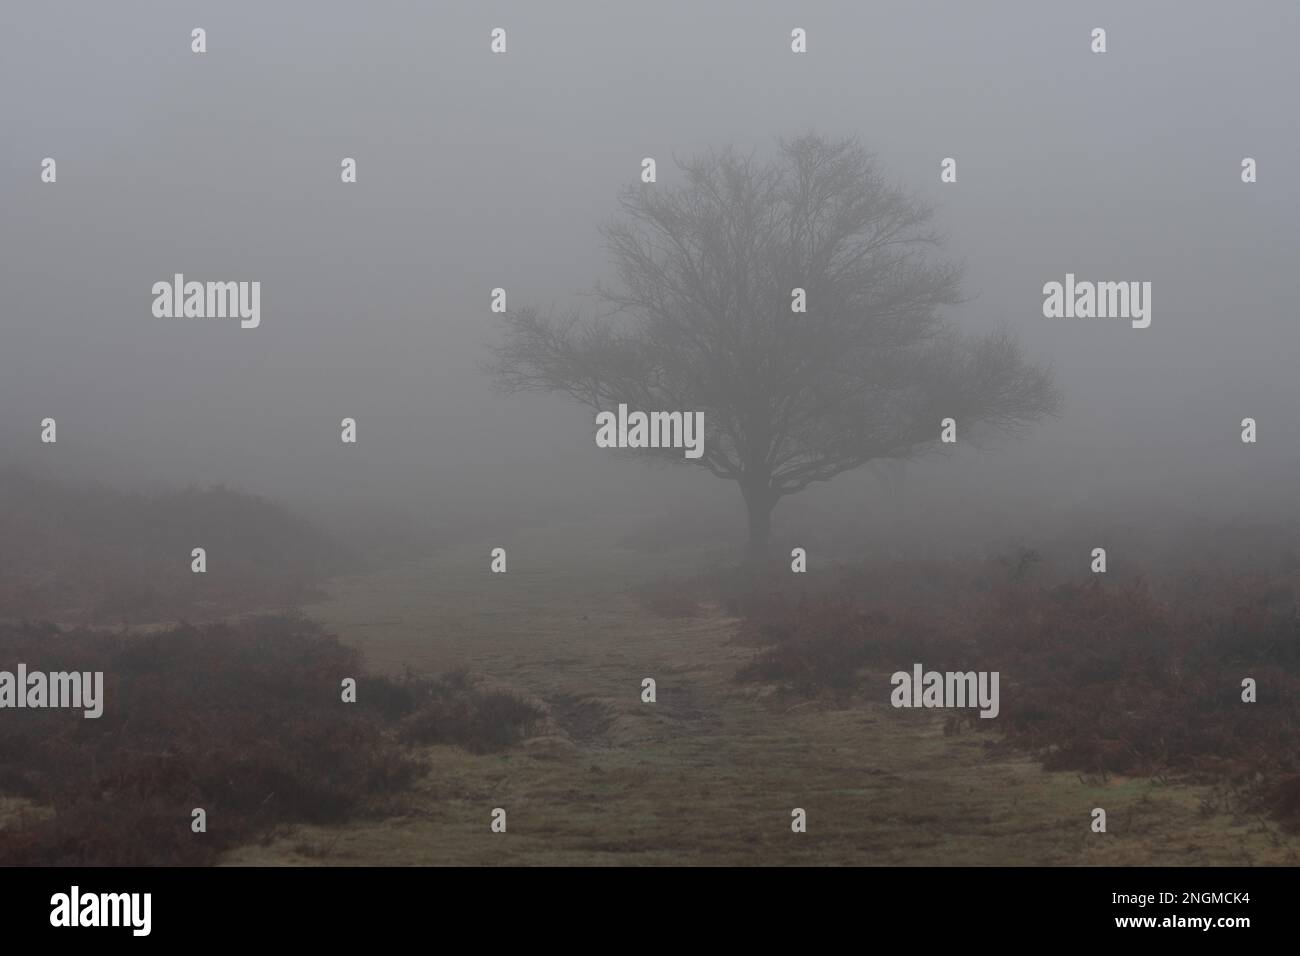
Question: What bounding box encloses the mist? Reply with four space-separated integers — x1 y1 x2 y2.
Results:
1 0 1294 548
3 0 1300 880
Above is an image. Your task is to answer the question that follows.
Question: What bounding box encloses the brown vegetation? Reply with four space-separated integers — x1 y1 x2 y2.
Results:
0 615 541 865
642 548 1300 829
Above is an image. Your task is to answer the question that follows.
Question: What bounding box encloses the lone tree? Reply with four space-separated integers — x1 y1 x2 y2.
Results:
489 133 1060 557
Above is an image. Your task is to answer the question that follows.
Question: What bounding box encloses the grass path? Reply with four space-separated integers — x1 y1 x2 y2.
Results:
222 518 1297 866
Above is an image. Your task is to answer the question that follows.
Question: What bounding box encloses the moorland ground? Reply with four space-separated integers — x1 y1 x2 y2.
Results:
220 515 1297 866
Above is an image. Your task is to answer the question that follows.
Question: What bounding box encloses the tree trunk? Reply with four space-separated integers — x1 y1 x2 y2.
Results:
742 484 776 562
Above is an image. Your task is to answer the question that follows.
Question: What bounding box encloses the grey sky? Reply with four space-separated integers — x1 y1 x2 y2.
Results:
2 0 1296 532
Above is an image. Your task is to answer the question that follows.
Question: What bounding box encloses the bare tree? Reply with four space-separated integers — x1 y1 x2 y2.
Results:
488 133 1061 557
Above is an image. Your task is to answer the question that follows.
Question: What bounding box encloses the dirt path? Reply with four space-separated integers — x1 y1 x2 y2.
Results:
222 519 1297 865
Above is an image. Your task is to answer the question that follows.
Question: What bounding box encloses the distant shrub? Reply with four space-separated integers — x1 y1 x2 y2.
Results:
0 466 356 625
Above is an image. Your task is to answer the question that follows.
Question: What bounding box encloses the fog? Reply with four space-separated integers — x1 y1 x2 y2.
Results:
3 0 1297 545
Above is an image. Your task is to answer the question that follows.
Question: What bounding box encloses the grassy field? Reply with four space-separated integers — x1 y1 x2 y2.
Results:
222 516 1298 866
